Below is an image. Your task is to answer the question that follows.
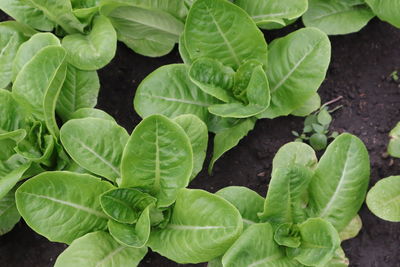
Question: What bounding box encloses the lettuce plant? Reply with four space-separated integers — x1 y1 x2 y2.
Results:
134 0 331 171
303 0 400 35
0 0 189 62
209 133 370 266
367 123 400 222
14 114 243 265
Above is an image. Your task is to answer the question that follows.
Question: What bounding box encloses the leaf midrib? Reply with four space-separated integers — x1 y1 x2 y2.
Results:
95 245 126 267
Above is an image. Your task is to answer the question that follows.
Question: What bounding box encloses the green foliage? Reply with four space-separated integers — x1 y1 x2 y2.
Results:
134 0 331 171
213 133 370 266
15 115 241 265
292 99 342 151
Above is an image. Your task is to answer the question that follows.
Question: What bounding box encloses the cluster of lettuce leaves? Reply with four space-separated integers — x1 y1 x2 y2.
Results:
303 0 400 35
0 0 190 59
134 0 331 171
367 123 400 222
210 133 370 267
15 114 245 266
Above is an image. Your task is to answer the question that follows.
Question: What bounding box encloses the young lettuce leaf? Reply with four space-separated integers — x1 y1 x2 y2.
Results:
365 0 400 28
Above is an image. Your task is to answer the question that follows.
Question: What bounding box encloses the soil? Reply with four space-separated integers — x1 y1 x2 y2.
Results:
1 11 400 267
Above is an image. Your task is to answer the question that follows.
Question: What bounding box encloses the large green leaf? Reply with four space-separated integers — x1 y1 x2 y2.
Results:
24 0 85 34
0 22 27 88
60 118 129 182
16 171 113 244
272 142 318 174
62 16 116 71
0 160 31 200
234 0 308 29
100 2 184 57
307 134 370 231
287 218 340 266
108 205 151 248
291 93 321 117
12 32 60 81
121 115 192 207
0 188 21 235
209 118 256 172
0 0 55 31
148 189 243 263
222 222 297 267
325 247 350 267
100 188 156 224
216 186 264 228
54 231 148 267
258 165 314 225
367 176 400 222
388 122 400 158
365 0 400 28
12 45 67 137
56 65 100 121
134 64 220 124
173 114 208 180
70 108 115 121
188 58 235 103
303 0 374 35
184 0 268 70
258 28 331 119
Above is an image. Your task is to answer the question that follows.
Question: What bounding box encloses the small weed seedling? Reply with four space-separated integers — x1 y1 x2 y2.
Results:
292 96 342 151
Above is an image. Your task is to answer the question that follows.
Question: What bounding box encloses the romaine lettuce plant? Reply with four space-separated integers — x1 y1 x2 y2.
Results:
303 0 400 35
134 0 331 171
0 0 189 61
14 114 244 266
367 123 400 222
209 133 370 266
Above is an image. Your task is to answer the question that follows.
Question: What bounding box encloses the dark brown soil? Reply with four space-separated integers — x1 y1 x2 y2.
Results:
1 11 400 267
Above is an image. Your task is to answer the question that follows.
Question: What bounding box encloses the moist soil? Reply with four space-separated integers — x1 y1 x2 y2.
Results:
0 12 400 267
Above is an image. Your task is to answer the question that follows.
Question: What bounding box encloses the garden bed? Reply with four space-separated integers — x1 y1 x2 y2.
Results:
0 11 399 266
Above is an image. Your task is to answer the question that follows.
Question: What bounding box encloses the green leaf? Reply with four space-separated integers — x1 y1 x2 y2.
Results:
258 28 331 119
0 22 27 88
0 188 21 235
184 0 268 70
317 108 332 125
189 58 235 102
303 0 374 35
339 214 362 241
121 115 193 207
100 2 184 57
222 222 298 267
310 133 328 151
287 218 340 266
0 89 28 132
148 188 243 263
56 65 100 121
100 188 156 224
16 171 113 244
274 223 301 248
12 45 67 137
62 16 117 71
0 0 55 31
54 231 148 267
134 64 220 125
108 205 151 248
173 114 208 180
24 0 85 34
258 165 314 225
308 133 370 231
210 118 255 172
179 33 192 65
272 141 318 174
325 247 349 267
365 0 400 28
216 186 264 228
367 176 400 222
234 0 308 29
60 118 129 182
388 122 400 158
0 161 31 200
291 93 321 117
70 108 115 121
